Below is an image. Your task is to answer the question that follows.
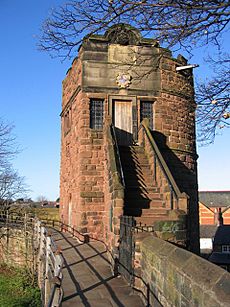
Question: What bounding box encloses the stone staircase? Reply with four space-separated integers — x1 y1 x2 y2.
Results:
119 145 170 225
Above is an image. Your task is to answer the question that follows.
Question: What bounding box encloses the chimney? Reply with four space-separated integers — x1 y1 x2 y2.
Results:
218 208 223 226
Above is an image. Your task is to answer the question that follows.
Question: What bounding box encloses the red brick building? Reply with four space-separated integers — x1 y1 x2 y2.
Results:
60 24 199 253
199 191 230 225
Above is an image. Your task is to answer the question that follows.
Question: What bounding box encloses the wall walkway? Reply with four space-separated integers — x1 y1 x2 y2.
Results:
50 228 144 306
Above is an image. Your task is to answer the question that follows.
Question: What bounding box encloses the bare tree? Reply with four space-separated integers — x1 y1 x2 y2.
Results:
196 53 230 143
0 167 27 210
0 120 18 170
39 0 230 143
36 195 48 203
0 119 27 211
39 0 230 57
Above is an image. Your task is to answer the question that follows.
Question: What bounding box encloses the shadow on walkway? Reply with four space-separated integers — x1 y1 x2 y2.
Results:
50 229 144 307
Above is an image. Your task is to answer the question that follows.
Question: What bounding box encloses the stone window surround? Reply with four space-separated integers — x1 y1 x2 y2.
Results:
140 100 154 130
63 107 72 136
89 98 104 130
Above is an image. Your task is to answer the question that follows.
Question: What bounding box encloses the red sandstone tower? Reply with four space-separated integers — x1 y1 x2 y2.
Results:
60 24 199 253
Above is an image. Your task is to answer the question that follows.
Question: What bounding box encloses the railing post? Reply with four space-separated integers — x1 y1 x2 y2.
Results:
38 226 46 292
170 185 174 210
45 235 52 306
154 154 157 182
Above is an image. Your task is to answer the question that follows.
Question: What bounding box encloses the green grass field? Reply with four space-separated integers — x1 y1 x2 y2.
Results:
33 207 60 221
0 265 41 307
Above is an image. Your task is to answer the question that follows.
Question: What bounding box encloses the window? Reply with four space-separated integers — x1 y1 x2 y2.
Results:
140 101 153 129
90 99 104 130
63 108 71 135
222 245 230 253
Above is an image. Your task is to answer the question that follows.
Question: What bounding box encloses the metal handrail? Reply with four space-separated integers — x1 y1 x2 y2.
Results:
110 124 125 188
139 120 188 209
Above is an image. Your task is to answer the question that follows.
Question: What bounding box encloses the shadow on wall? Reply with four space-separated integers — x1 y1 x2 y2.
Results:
115 127 133 146
119 146 152 216
150 130 199 253
151 130 197 197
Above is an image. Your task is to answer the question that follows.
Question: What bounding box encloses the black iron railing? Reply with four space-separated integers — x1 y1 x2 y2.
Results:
111 123 125 188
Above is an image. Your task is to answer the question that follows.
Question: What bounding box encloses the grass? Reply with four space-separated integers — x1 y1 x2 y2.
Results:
32 208 60 221
0 265 41 307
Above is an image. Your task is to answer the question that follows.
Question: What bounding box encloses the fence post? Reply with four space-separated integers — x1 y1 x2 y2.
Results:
38 226 46 290
45 235 51 306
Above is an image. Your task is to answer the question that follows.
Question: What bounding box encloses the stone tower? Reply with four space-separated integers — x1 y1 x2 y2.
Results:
60 24 199 253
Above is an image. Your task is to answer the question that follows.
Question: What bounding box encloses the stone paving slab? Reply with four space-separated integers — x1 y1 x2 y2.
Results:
50 229 144 307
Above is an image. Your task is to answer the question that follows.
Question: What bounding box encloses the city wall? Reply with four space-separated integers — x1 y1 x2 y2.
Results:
136 235 230 306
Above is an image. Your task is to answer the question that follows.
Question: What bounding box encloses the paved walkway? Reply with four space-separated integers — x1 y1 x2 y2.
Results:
50 229 144 307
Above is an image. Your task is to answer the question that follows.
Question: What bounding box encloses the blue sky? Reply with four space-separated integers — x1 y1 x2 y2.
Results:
0 1 229 200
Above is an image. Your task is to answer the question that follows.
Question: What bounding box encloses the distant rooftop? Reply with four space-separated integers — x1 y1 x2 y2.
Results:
209 252 230 265
200 225 217 238
213 225 230 245
199 191 230 208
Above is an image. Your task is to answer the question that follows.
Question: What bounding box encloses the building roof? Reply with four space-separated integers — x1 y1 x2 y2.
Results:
200 225 218 238
209 252 230 265
199 191 230 208
213 225 230 245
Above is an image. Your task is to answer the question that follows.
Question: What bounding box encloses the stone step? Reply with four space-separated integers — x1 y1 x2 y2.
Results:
125 207 168 215
123 173 155 184
122 164 151 174
124 178 155 187
125 191 161 200
135 215 171 225
124 199 164 208
123 172 153 180
123 172 154 180
120 151 147 157
119 145 145 153
120 155 147 162
126 185 158 191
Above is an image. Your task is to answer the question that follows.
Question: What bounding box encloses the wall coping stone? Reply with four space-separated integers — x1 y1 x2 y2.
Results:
140 235 230 306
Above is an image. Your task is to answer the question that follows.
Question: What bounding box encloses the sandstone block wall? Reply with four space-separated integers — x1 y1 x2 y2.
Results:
138 235 230 307
0 227 35 269
60 87 106 238
60 25 199 252
157 56 199 253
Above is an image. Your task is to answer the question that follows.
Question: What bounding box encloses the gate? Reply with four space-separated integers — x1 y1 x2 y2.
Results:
118 216 135 285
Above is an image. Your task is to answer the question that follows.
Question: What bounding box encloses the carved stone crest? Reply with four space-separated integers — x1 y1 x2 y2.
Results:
116 73 132 88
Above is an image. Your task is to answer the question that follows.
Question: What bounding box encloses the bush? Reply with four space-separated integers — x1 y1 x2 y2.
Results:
0 264 41 307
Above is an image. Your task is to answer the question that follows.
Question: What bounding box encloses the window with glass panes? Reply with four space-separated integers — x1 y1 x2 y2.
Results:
222 245 230 253
140 101 153 129
90 99 104 130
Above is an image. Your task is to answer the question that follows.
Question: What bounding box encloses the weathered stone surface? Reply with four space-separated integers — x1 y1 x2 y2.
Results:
60 24 199 254
138 235 230 307
211 272 230 304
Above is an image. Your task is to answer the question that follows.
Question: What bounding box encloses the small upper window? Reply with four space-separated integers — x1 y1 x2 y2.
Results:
222 245 230 253
90 99 104 130
63 108 71 135
140 101 153 130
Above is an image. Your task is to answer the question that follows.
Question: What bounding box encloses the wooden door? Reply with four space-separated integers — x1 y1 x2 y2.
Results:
114 100 133 146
